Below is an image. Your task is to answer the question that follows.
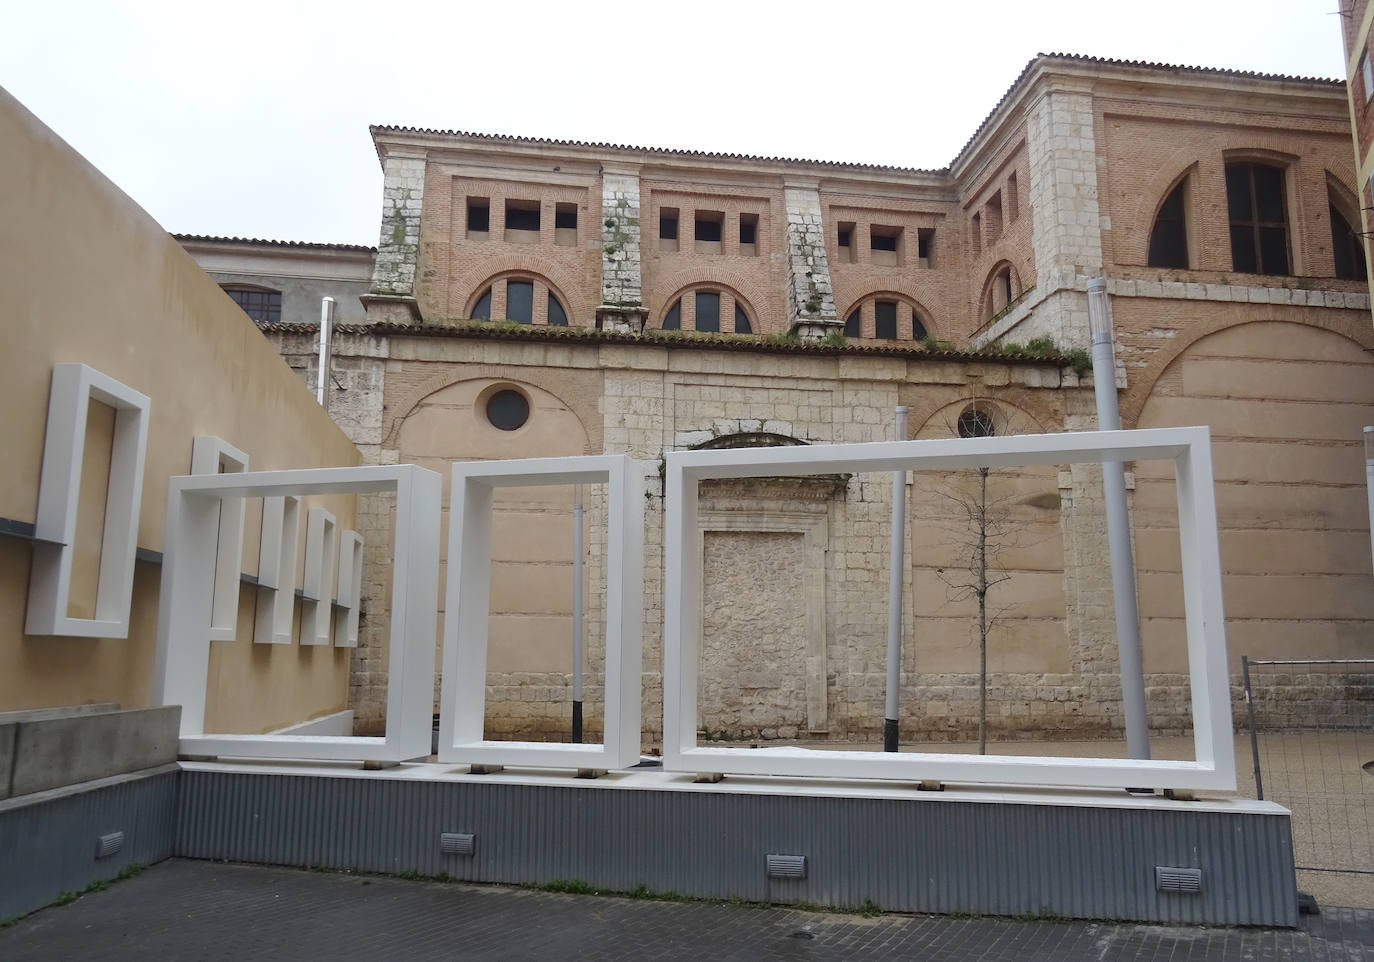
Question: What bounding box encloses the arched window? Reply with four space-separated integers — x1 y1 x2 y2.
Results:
222 285 281 324
1330 201 1367 281
1147 179 1189 269
980 264 1021 323
467 274 572 326
656 286 755 333
1225 162 1290 275
839 294 930 341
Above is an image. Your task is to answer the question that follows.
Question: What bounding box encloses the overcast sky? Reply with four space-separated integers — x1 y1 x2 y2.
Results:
3 0 1348 246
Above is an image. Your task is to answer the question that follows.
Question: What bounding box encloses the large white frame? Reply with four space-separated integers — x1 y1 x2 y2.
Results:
664 426 1236 790
190 436 249 642
153 464 441 762
26 363 150 638
439 455 645 770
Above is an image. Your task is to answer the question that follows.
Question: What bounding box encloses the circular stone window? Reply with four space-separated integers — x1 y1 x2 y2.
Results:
957 404 995 439
485 389 530 431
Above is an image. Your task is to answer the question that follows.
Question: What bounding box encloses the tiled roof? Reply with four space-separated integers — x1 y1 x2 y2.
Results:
174 234 377 254
261 319 1077 366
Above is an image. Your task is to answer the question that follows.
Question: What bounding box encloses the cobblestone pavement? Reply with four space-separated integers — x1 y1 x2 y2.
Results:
3 859 1373 961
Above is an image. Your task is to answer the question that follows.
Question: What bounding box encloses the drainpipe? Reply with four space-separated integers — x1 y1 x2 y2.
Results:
1365 427 1374 580
1086 278 1150 762
884 406 909 751
316 297 335 411
572 484 584 743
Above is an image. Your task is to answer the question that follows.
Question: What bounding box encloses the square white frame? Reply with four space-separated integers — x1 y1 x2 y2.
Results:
153 464 441 762
663 426 1236 791
190 436 249 642
334 530 364 648
439 455 645 770
253 495 301 645
301 507 338 646
26 363 150 638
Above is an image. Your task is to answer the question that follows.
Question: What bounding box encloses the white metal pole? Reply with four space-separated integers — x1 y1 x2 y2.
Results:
884 406 909 751
1086 278 1150 762
572 483 584 742
1365 427 1374 581
316 296 335 410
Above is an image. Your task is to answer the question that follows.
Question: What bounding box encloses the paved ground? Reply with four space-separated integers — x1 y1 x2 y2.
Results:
3 859 1374 961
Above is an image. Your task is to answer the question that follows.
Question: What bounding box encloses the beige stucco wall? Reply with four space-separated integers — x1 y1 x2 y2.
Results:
0 86 361 728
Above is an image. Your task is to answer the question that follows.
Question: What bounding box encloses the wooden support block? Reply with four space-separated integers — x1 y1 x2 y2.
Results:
693 772 725 783
575 768 608 779
917 780 944 792
1164 788 1195 801
469 764 505 775
363 760 400 770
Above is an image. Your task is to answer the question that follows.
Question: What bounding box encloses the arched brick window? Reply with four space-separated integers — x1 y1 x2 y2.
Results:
1147 178 1190 269
656 285 755 333
839 293 930 341
467 273 572 326
979 262 1023 324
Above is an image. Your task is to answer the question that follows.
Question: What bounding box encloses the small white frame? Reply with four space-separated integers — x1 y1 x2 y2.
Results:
439 455 645 771
190 436 249 642
153 464 441 762
26 363 150 638
301 507 338 646
663 426 1236 790
254 495 301 645
334 530 364 648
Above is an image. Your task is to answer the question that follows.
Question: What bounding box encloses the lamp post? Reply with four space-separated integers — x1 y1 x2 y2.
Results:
1086 279 1150 761
884 406 908 752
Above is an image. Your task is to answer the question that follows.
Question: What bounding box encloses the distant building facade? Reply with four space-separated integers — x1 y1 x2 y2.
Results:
183 54 1374 747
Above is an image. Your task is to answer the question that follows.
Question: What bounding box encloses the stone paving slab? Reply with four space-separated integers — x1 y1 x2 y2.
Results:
2 859 1372 961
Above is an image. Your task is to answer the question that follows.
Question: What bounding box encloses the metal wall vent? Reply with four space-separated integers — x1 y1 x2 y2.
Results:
1155 866 1202 894
766 854 807 880
439 832 476 856
95 831 124 859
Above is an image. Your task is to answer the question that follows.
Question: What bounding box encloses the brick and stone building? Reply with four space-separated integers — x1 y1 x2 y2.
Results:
185 54 1374 747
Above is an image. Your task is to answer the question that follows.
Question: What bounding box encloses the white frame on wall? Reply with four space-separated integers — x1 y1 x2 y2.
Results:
663 426 1236 791
254 495 301 645
301 506 338 646
334 529 364 648
152 464 441 763
26 363 151 638
190 436 249 642
438 455 646 771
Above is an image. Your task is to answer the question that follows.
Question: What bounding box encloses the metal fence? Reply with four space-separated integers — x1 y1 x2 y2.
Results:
1243 656 1374 892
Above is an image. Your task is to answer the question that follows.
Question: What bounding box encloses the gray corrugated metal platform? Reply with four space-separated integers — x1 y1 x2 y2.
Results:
0 765 179 920
175 765 1298 926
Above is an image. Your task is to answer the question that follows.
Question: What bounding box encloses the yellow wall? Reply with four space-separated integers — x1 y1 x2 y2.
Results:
0 85 362 727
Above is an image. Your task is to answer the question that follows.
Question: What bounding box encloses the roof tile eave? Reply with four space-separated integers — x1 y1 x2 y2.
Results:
174 234 378 254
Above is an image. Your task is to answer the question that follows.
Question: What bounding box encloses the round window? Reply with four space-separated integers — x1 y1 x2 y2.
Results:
486 389 530 431
957 404 995 439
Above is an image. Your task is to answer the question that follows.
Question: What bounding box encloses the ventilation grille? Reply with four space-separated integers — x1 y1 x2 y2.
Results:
439 832 476 856
766 854 807 880
1155 866 1202 894
95 831 124 859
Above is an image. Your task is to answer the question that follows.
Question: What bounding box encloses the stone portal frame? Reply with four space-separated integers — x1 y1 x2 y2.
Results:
190 436 249 642
440 455 645 771
26 363 150 639
664 426 1235 790
697 509 829 733
153 465 441 763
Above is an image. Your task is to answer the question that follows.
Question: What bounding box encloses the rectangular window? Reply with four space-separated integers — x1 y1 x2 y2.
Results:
1363 52 1373 102
555 202 577 247
985 191 1003 239
695 291 720 332
224 287 281 324
837 221 855 263
1225 162 1290 276
874 300 898 340
870 225 900 266
917 228 934 268
1006 173 1019 220
659 206 679 252
505 280 534 323
971 212 982 253
739 213 758 255
505 199 540 243
695 210 723 253
467 198 490 236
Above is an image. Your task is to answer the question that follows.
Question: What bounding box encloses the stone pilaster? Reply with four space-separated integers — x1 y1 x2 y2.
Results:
1019 88 1104 349
597 169 647 332
362 149 426 325
783 182 839 339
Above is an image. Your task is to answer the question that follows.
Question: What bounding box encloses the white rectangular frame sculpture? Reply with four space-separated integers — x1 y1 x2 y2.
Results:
334 529 364 648
254 495 301 645
190 436 249 642
439 455 645 771
153 464 441 762
26 363 150 638
663 426 1236 791
301 506 338 646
